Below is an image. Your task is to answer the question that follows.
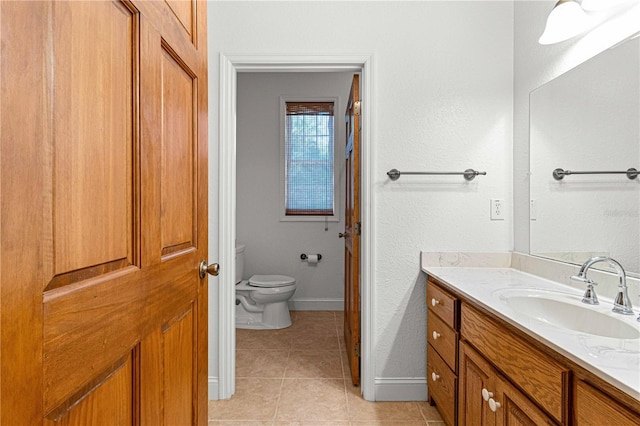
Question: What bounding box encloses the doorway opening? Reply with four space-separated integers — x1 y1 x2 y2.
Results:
215 55 375 401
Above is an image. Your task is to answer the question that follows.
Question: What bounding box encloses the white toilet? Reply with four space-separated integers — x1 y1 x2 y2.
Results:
235 244 296 329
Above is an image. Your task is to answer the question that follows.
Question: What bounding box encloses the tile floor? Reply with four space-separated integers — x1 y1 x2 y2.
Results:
208 311 445 425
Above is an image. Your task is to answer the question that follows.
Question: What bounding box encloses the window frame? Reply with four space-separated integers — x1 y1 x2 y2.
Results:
279 96 340 222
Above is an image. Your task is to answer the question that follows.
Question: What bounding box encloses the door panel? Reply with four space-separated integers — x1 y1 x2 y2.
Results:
161 46 197 256
166 0 194 39
45 354 134 426
52 0 135 277
344 74 361 386
163 307 196 425
0 0 209 424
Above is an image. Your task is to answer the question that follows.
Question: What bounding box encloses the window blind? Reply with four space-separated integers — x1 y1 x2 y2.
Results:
285 101 335 216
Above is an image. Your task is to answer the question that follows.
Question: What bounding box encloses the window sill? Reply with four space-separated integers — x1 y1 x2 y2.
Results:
279 215 340 223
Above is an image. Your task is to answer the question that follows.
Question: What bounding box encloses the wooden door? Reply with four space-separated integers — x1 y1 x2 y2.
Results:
343 74 361 386
0 1 210 424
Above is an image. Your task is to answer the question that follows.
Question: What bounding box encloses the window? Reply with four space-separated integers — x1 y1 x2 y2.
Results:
281 98 337 220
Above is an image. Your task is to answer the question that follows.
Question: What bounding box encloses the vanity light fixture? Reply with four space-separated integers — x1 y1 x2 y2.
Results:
539 0 591 45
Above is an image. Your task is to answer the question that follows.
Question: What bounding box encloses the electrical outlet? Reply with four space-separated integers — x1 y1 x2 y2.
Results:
530 199 537 221
490 199 505 221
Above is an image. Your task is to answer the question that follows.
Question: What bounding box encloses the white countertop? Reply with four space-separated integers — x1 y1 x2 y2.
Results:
422 266 640 402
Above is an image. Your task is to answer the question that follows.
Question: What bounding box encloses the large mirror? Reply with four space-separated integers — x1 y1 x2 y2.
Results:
530 36 640 276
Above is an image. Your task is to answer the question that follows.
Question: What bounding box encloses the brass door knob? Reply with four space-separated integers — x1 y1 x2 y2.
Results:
199 260 219 279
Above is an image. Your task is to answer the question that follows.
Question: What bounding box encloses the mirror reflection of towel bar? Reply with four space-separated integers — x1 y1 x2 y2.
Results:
386 168 486 181
552 168 638 181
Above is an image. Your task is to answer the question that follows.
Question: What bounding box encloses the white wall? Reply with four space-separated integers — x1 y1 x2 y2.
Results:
513 0 640 257
209 1 514 400
236 72 354 309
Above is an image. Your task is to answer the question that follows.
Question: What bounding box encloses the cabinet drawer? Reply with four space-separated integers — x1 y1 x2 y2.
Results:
461 303 570 425
427 279 458 328
427 344 457 426
574 380 640 425
427 309 458 372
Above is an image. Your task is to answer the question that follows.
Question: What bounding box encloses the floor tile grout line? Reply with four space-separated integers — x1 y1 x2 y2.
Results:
281 347 292 378
210 377 285 423
344 377 354 422
272 377 285 423
271 349 289 423
338 333 347 380
416 400 429 425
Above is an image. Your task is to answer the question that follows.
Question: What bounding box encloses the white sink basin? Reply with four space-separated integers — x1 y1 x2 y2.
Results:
495 289 640 340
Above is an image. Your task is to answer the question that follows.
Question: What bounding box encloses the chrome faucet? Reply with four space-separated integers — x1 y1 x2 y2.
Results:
571 257 633 315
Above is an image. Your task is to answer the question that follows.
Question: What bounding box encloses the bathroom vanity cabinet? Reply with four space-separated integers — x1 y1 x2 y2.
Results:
426 276 640 426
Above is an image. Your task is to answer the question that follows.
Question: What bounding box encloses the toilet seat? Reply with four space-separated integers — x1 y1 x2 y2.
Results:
248 274 295 288
235 280 296 292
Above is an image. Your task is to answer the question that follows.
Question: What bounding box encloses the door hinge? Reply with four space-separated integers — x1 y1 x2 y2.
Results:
355 222 361 236
354 341 361 357
354 101 361 116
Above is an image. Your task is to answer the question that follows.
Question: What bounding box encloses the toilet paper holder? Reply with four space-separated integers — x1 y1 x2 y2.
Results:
300 253 322 261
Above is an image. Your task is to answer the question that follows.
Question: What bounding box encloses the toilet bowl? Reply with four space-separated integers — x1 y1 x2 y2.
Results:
235 244 296 329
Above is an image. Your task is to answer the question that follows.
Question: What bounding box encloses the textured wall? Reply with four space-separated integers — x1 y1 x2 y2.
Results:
208 1 514 399
236 72 353 307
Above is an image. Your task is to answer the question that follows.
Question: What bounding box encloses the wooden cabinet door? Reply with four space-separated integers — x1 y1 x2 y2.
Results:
459 342 496 426
494 376 555 426
460 342 555 426
574 380 640 426
0 1 209 424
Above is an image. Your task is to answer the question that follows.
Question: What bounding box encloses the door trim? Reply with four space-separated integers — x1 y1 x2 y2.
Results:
216 53 375 401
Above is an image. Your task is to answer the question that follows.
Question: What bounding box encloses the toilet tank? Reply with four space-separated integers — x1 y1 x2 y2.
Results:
235 244 245 284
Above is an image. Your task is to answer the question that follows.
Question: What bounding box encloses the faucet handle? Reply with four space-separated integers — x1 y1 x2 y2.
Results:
582 283 599 305
572 275 599 305
571 275 597 285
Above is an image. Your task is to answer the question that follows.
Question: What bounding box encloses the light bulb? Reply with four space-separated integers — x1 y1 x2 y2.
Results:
539 0 591 45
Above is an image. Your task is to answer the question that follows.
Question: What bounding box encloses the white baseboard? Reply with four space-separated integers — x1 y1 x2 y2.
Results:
208 376 219 400
288 298 343 311
374 377 427 401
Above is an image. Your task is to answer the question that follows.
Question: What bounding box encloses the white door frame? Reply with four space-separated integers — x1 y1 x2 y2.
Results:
217 53 375 401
